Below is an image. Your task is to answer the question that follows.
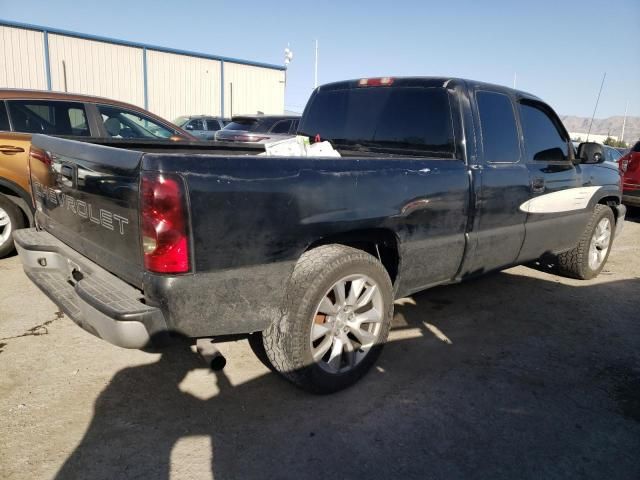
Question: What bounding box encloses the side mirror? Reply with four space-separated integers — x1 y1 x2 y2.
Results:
184 124 194 130
577 142 605 164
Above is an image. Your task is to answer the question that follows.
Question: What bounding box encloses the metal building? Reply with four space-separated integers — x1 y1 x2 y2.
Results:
0 20 286 121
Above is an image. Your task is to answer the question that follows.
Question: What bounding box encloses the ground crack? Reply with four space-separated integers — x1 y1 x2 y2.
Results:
0 311 64 342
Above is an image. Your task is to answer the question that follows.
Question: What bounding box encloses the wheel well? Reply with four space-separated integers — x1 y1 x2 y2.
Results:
598 196 620 222
0 184 33 227
306 229 400 284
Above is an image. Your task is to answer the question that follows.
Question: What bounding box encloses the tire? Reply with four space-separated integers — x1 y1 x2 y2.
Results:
0 195 25 258
556 204 615 280
262 244 394 394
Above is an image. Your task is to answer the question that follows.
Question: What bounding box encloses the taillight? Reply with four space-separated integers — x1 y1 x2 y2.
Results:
140 172 190 274
358 77 394 87
621 158 629 172
29 146 52 167
28 147 52 207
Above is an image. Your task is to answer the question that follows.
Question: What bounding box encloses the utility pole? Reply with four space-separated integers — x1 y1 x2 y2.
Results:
621 101 629 144
586 72 606 142
314 39 319 89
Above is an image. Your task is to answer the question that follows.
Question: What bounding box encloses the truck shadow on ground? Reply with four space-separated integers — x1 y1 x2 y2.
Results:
54 271 640 480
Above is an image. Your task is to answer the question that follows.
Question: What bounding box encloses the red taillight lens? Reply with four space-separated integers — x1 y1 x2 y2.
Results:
358 77 394 87
29 146 52 167
140 172 190 274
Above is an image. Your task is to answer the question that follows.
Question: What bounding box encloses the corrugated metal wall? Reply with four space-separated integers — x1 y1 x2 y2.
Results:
147 50 221 122
223 63 285 117
0 22 285 121
0 25 47 90
47 34 145 107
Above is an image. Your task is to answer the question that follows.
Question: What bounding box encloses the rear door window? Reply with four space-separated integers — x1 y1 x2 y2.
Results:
98 105 175 139
519 101 569 162
205 119 221 131
0 102 9 131
188 119 205 131
299 87 455 157
7 100 90 136
476 91 520 163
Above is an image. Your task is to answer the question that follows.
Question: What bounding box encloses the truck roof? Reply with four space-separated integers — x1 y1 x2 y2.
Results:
316 76 543 102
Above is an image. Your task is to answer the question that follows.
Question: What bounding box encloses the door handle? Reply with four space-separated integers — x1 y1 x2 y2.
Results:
531 177 545 193
0 145 25 155
61 165 74 181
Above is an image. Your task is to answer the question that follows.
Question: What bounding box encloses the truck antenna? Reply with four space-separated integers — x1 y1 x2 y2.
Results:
586 72 606 142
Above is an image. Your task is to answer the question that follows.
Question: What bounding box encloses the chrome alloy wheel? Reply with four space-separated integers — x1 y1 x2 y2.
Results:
310 274 385 374
588 217 611 271
0 207 11 245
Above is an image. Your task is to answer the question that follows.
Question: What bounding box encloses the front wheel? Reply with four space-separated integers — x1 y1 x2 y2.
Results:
262 244 394 394
556 204 615 280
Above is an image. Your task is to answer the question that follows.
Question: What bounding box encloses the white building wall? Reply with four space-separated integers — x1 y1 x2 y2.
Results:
47 34 145 107
223 62 285 117
146 50 221 122
0 25 47 90
1 23 285 121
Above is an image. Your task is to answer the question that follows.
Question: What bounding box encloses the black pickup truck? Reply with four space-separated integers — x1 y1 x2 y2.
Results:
15 77 625 393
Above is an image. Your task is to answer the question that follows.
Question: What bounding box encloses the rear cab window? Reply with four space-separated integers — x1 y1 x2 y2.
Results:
298 86 456 157
476 91 520 163
7 100 90 136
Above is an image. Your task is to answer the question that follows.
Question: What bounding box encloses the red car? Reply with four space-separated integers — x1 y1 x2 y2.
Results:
620 141 640 207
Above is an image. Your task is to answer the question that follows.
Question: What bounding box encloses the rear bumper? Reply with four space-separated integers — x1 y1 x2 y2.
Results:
14 228 167 349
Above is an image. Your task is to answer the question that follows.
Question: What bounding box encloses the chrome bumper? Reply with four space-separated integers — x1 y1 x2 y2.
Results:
14 228 167 349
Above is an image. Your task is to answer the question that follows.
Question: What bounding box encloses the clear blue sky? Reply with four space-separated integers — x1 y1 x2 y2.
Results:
2 0 639 117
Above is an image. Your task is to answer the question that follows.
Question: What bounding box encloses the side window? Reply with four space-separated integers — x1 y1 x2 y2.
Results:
519 101 569 162
98 105 175 139
7 100 89 136
271 120 293 134
291 119 299 133
0 102 9 131
188 119 205 131
205 119 221 131
476 91 520 163
607 148 621 162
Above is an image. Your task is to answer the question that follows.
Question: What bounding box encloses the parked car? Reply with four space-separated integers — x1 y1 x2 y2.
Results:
174 115 230 140
15 77 624 393
215 114 300 144
619 140 640 207
0 89 196 257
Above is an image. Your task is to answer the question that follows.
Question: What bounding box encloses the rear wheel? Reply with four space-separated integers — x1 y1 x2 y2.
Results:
557 204 615 280
262 244 394 393
0 195 24 258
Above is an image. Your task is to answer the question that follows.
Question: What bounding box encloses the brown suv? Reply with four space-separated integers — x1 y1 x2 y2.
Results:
0 89 195 257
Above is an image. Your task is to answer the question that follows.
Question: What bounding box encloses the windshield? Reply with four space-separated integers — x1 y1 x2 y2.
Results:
173 116 189 127
298 86 456 157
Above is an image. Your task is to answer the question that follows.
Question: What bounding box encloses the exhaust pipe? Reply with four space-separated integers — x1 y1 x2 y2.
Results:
196 338 227 371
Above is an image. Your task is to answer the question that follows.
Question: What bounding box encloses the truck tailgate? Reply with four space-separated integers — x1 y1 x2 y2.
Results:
30 134 144 287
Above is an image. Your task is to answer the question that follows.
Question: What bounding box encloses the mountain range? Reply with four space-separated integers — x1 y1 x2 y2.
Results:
560 115 640 144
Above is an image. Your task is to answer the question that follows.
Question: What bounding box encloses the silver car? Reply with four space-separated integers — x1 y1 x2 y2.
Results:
215 115 300 144
174 116 229 140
